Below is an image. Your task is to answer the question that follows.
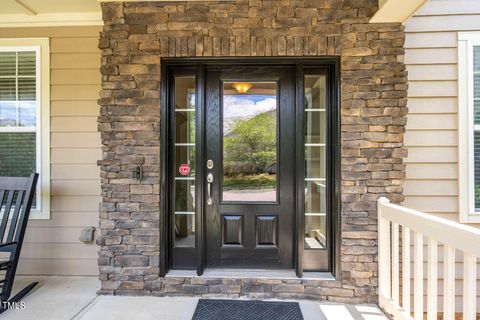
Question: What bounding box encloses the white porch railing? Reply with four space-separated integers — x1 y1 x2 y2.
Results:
378 197 479 320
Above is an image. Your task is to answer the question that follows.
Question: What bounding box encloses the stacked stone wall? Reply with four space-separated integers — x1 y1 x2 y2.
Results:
97 0 407 303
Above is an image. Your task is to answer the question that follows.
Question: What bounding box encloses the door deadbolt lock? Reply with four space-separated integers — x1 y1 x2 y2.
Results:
207 159 214 169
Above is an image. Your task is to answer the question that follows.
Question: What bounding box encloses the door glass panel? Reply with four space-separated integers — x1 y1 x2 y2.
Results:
175 111 195 143
174 76 196 247
222 81 278 202
304 75 327 250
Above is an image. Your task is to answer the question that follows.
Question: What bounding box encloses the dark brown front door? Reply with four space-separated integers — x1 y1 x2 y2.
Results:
204 66 296 268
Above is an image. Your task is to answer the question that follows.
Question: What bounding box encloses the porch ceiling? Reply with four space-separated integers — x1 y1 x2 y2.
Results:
0 0 102 27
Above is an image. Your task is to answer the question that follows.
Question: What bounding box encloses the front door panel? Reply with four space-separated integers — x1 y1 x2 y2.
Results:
205 66 295 268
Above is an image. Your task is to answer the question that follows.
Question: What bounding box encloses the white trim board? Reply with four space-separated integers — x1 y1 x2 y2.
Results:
370 0 428 23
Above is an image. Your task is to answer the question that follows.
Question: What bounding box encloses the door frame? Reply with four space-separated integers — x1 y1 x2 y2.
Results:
160 57 341 278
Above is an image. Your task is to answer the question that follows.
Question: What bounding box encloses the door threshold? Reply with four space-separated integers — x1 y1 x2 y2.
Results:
166 269 334 281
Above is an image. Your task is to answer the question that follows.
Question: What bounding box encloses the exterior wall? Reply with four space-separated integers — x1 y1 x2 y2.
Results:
0 26 101 275
97 0 407 302
403 0 480 310
404 0 480 223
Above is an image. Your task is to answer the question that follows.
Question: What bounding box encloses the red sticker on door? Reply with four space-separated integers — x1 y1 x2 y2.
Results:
178 163 190 176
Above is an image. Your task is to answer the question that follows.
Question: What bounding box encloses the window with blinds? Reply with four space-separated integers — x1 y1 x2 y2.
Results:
458 32 480 222
0 50 38 182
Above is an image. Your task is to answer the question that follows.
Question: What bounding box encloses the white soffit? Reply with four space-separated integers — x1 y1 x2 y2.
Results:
0 0 102 27
370 0 429 23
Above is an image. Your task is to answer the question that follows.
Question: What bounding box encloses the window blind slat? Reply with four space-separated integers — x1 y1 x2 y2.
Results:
18 52 35 76
18 78 36 101
474 131 480 210
474 73 480 98
0 132 36 176
0 78 16 101
474 47 480 210
0 53 16 77
474 46 480 71
475 100 480 125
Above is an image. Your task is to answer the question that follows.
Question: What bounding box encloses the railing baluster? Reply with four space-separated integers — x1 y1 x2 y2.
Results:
392 222 400 305
402 226 411 316
443 245 455 320
414 232 424 320
378 213 391 301
463 252 477 320
427 238 438 320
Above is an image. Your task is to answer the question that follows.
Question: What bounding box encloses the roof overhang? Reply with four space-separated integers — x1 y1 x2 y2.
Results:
0 0 102 27
370 0 429 23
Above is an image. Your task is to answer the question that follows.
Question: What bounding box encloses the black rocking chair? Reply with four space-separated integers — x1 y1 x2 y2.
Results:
0 173 39 314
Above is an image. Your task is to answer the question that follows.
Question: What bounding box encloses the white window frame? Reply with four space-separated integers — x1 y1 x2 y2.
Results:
459 32 480 223
0 38 50 219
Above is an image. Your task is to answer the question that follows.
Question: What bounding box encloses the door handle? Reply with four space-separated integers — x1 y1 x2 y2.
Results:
207 173 214 205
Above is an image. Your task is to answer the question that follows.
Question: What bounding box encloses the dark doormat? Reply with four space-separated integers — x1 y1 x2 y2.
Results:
191 299 304 320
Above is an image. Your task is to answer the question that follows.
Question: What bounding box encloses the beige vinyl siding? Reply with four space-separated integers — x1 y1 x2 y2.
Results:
403 1 480 222
0 26 101 275
404 0 480 310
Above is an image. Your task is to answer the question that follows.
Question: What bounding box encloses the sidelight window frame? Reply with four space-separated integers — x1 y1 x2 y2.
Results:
296 65 340 276
164 68 203 271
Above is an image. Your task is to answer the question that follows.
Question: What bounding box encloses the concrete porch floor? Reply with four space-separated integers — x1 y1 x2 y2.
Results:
2 276 388 320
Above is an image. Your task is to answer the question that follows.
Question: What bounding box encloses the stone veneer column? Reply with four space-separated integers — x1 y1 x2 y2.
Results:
97 0 407 303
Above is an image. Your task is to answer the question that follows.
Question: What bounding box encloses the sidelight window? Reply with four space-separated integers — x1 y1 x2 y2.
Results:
173 76 196 247
304 74 327 250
